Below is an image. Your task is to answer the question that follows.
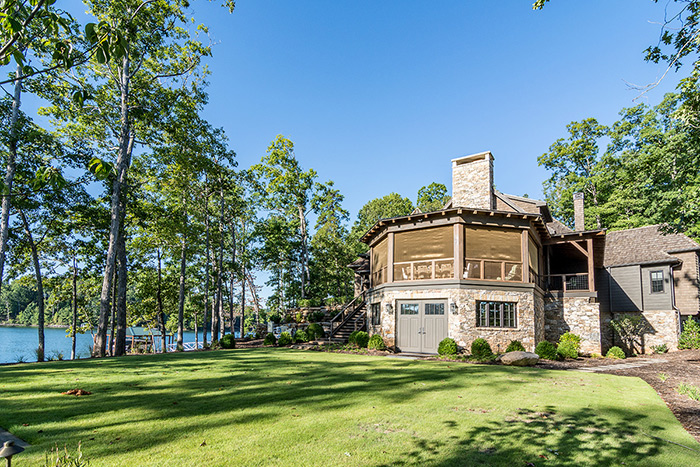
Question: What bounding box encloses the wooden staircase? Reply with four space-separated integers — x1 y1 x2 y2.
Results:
330 292 367 341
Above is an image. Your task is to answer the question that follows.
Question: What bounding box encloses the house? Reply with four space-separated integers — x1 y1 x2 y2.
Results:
343 152 700 354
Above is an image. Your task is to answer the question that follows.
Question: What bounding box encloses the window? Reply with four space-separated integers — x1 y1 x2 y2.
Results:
650 270 664 293
400 303 419 315
464 226 522 281
371 303 381 325
477 301 517 328
425 303 445 315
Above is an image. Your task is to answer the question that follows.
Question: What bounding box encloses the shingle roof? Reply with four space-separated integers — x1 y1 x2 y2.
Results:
604 225 700 267
546 219 574 235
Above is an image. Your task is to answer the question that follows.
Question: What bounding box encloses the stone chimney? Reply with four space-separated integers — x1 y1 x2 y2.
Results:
451 152 495 210
573 192 584 231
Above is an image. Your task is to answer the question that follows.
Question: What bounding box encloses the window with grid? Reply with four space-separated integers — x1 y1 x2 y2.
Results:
477 301 517 328
424 303 445 315
371 303 381 325
650 270 664 293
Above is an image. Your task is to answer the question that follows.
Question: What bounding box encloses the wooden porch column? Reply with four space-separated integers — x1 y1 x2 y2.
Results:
387 232 394 283
521 229 530 283
587 238 595 292
454 223 463 280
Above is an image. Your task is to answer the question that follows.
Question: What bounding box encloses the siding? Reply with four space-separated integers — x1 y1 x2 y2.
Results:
674 251 700 315
596 268 610 313
609 265 642 312
641 265 673 310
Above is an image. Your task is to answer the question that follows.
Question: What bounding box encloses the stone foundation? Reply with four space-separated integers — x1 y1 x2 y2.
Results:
610 310 679 354
367 284 543 353
544 295 603 354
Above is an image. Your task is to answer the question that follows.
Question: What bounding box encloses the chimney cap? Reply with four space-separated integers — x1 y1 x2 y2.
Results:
451 151 493 166
573 192 584 200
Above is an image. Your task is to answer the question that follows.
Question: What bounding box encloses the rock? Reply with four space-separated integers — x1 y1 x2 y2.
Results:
500 351 539 366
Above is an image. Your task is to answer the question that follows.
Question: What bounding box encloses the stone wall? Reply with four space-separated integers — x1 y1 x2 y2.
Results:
544 295 603 354
451 153 494 210
610 310 679 353
367 285 542 353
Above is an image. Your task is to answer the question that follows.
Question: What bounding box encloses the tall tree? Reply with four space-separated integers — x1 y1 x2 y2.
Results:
416 182 450 212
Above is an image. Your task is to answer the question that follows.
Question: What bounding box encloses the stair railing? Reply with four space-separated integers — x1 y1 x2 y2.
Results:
330 291 366 336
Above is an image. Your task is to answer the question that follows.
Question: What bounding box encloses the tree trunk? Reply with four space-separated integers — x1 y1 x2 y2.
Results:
229 218 236 336
157 248 166 353
109 264 117 355
240 220 246 337
115 201 128 356
203 181 210 347
0 65 22 300
19 208 44 362
216 180 225 338
71 253 78 360
177 196 187 350
298 205 310 299
95 54 133 357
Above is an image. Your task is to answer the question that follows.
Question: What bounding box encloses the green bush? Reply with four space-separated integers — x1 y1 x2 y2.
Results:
606 346 626 359
535 341 558 360
254 331 261 339
680 319 700 349
278 332 293 346
349 330 369 348
263 333 277 346
295 312 304 323
368 334 387 350
268 313 282 325
556 341 578 359
294 329 309 343
298 299 312 308
505 340 525 352
209 339 221 350
438 337 458 356
307 323 325 339
309 311 325 323
651 343 668 354
284 314 294 324
220 334 236 349
559 332 582 351
471 338 493 360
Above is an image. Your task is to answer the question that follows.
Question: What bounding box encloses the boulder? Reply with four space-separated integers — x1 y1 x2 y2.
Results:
500 351 539 366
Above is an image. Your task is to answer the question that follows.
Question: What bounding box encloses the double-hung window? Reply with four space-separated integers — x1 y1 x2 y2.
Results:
477 301 517 328
650 270 664 293
371 303 381 325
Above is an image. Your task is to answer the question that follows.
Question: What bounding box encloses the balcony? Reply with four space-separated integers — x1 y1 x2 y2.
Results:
545 273 590 292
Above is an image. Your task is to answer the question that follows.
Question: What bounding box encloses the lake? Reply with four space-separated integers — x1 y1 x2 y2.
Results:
0 327 210 364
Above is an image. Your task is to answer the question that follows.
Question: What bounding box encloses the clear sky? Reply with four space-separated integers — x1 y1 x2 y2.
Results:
187 0 682 219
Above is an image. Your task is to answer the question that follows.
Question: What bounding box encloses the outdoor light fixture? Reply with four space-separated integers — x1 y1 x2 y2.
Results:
450 302 458 314
386 303 393 313
0 440 24 467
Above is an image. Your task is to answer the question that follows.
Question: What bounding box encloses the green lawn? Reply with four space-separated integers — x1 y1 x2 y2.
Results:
1 349 699 466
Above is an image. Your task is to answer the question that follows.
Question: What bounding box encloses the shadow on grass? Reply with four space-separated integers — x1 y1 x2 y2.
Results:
380 405 668 466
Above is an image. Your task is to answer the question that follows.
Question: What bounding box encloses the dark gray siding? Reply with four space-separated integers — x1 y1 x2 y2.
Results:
609 265 642 312
641 265 673 310
597 268 610 313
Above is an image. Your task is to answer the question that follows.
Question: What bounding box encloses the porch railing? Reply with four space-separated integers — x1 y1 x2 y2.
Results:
393 259 454 281
545 273 590 292
330 291 366 335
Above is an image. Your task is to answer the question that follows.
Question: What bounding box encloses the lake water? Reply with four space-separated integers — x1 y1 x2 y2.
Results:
0 327 212 364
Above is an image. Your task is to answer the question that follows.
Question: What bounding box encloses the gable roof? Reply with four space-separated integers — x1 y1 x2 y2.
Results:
604 225 700 267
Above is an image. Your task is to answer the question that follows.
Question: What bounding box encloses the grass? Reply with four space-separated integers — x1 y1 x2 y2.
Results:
677 383 700 401
1 348 699 466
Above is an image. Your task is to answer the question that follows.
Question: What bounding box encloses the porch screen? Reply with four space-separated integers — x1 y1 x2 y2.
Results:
528 236 539 274
464 226 521 261
371 237 388 285
394 226 453 262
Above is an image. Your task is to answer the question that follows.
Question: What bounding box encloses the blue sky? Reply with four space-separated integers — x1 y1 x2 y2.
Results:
188 0 682 219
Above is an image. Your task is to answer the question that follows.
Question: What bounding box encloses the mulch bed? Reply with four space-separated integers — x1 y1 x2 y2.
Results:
539 350 700 442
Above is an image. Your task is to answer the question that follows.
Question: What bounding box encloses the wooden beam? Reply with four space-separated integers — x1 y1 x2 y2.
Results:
454 223 463 280
521 230 529 283
587 238 595 292
387 232 394 284
570 241 589 258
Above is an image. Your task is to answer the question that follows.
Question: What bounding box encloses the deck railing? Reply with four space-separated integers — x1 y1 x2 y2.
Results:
393 259 454 281
545 273 590 292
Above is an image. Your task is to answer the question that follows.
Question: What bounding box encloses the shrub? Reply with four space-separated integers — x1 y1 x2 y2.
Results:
679 319 700 349
368 334 387 350
263 333 277 346
295 312 304 323
677 383 700 401
559 332 582 351
309 311 325 323
505 340 525 352
298 299 312 308
556 341 578 359
209 339 221 350
535 341 557 360
349 330 369 348
278 332 293 346
284 314 294 324
254 332 261 339
307 323 325 339
438 337 458 356
471 338 493 360
220 334 236 349
268 313 282 325
651 343 669 354
294 329 309 343
606 346 626 359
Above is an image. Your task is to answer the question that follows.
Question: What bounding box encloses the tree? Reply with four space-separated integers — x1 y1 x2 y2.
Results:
349 193 414 250
416 182 450 212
